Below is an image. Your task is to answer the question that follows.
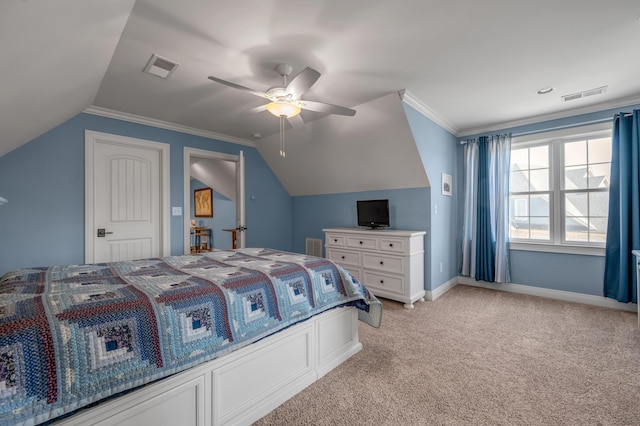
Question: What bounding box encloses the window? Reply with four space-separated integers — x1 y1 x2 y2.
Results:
509 123 612 253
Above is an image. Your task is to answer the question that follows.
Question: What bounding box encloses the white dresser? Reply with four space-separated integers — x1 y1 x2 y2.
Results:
324 228 426 309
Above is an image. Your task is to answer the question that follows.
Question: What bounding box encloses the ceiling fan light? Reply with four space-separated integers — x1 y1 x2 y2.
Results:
266 101 301 118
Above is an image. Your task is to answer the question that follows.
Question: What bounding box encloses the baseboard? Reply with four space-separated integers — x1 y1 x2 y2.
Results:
457 276 638 312
426 277 458 301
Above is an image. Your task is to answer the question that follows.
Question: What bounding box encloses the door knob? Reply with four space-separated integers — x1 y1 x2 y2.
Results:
97 228 113 237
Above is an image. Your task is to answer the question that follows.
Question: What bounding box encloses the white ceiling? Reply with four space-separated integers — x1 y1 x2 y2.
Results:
2 0 640 159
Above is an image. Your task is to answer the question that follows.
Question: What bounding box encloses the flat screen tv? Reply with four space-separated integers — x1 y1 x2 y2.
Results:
357 199 390 229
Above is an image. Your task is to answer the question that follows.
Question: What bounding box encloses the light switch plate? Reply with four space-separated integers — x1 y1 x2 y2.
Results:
172 207 182 216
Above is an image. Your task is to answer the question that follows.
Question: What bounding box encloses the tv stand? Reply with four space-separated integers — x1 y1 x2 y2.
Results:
323 228 426 308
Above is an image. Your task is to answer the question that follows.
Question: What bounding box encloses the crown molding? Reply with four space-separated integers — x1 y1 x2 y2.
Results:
84 106 256 148
399 90 460 136
458 95 640 137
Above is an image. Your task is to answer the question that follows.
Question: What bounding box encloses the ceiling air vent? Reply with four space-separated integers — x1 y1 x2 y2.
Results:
561 86 607 102
143 54 180 79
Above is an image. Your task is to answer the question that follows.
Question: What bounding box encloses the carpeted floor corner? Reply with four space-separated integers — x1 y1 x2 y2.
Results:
254 285 640 425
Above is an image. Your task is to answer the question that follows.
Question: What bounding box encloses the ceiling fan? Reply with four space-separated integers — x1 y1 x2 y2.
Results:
208 63 356 157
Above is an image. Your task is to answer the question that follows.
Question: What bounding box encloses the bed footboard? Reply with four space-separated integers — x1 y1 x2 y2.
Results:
54 306 361 426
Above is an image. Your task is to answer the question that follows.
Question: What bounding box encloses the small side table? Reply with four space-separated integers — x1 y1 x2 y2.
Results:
223 229 237 249
191 227 212 253
632 250 640 328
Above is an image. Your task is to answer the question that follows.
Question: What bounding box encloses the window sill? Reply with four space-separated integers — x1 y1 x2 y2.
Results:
509 242 605 256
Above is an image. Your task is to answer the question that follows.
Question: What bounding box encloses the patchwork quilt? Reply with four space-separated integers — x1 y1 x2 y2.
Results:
0 248 382 425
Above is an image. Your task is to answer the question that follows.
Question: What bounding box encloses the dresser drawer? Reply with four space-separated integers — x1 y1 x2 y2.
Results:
362 253 404 274
326 234 346 247
363 271 404 295
346 236 378 250
326 248 360 267
379 237 406 254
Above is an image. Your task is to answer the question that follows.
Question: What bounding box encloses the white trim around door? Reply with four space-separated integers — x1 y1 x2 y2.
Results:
85 130 171 263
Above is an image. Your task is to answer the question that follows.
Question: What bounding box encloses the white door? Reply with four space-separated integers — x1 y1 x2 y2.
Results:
85 131 170 263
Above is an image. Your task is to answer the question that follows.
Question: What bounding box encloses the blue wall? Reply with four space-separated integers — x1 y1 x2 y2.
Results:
403 104 459 292
0 113 292 275
292 188 431 286
458 103 640 296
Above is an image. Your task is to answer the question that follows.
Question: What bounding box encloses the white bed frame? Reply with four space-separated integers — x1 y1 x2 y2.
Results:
54 307 361 426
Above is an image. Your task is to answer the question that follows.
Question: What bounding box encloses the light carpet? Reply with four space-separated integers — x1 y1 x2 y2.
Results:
254 284 640 425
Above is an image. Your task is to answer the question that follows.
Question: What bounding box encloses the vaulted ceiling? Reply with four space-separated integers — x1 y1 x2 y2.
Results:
2 0 640 159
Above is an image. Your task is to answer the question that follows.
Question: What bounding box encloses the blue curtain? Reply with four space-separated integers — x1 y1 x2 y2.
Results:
476 137 496 281
461 134 511 283
603 110 640 303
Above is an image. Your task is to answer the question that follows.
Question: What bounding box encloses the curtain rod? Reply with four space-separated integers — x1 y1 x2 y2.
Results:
459 114 627 144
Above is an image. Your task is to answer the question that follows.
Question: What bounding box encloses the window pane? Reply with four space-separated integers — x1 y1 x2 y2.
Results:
565 218 588 242
510 194 528 240
589 218 608 243
528 192 550 240
565 166 587 190
530 194 550 217
565 192 588 217
510 194 531 240
563 191 609 244
588 138 612 164
565 141 587 166
588 163 610 189
510 195 529 216
530 146 549 168
529 169 549 191
589 191 609 217
510 217 530 239
510 170 529 192
530 217 550 240
511 149 529 168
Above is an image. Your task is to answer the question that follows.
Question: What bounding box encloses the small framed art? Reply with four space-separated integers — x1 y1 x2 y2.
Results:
441 173 452 196
194 188 213 217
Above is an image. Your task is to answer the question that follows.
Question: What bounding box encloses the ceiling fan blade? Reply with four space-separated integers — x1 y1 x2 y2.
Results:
249 103 269 114
207 76 267 98
299 100 356 116
285 67 321 99
287 114 305 128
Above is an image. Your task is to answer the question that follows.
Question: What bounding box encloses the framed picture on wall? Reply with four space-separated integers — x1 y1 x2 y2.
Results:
442 173 452 196
194 188 213 217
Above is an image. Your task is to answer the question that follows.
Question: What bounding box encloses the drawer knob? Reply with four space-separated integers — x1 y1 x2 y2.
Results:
359 241 363 245
389 243 393 247
379 261 384 265
341 256 345 260
380 280 384 284
334 239 338 242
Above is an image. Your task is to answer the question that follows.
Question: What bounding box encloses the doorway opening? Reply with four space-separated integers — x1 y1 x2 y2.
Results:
183 148 245 254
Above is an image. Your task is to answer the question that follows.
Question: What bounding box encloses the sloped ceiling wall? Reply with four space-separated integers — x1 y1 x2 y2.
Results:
0 0 135 158
190 157 236 201
256 92 430 196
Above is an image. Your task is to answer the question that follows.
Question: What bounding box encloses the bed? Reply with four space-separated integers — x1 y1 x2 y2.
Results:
0 248 382 425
